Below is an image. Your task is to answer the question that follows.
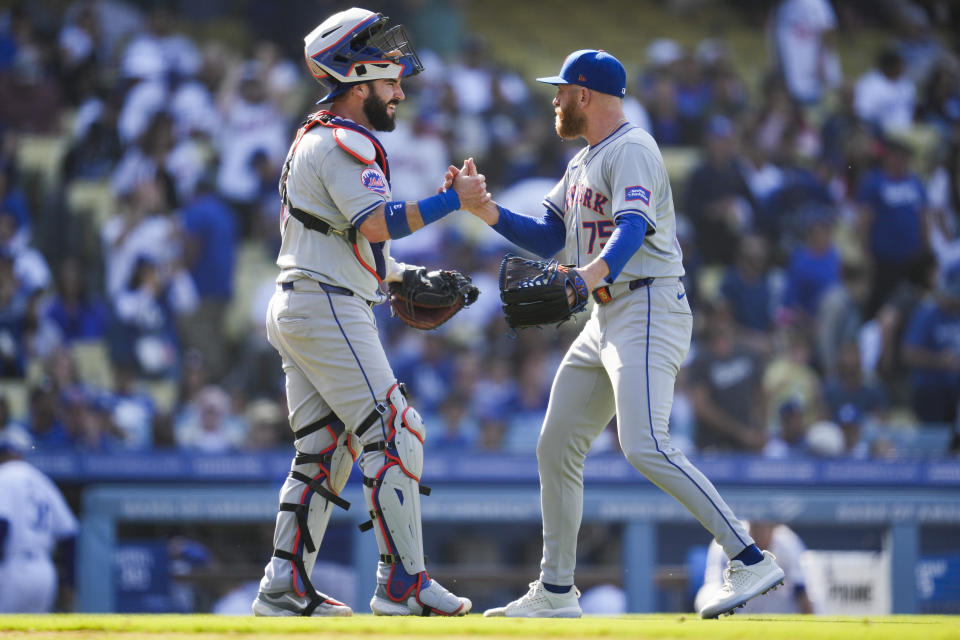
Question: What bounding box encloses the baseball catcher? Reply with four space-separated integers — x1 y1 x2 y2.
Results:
498 254 589 329
389 267 479 330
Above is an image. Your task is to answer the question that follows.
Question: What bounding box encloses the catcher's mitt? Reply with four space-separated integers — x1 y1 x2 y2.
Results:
389 267 479 330
498 253 589 329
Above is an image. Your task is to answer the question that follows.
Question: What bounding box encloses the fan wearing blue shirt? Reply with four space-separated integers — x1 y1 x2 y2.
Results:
857 140 929 316
902 260 960 424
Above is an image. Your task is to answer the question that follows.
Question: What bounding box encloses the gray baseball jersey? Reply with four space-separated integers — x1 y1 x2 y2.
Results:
278 121 392 303
534 123 754 590
543 124 684 279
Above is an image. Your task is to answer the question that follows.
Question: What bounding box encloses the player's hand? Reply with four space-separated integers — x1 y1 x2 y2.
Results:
451 157 490 211
440 164 458 193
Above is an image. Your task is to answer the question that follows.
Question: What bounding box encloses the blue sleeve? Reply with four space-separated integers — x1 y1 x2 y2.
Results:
598 214 647 283
491 205 565 259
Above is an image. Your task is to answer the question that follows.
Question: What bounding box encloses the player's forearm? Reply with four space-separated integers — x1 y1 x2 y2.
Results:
358 190 462 243
491 204 565 259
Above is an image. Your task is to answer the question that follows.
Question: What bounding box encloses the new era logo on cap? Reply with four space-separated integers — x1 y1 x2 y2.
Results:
536 49 627 98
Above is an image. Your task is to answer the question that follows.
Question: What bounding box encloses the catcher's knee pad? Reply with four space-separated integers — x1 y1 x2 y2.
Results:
272 412 359 598
354 383 431 588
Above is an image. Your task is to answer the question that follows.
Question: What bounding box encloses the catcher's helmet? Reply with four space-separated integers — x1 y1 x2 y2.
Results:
304 7 423 103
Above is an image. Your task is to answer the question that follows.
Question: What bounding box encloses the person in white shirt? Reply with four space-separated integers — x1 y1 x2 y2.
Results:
772 0 842 105
854 48 917 134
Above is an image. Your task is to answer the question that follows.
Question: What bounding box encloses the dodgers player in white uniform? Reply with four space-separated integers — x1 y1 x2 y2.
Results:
450 50 785 618
252 8 487 618
0 433 78 613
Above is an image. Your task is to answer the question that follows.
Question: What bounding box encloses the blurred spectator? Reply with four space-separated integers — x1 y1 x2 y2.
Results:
857 137 929 316
106 365 156 451
25 383 69 450
771 0 841 105
834 402 870 458
243 398 286 451
394 333 457 417
854 47 916 134
894 3 947 86
916 58 960 135
427 393 477 451
719 234 776 345
696 521 814 613
0 6 63 133
762 329 824 431
781 207 841 321
177 173 237 380
822 341 889 424
815 261 870 375
685 115 756 265
0 253 27 377
689 305 767 452
902 259 960 424
0 209 50 297
109 255 195 380
174 385 245 453
476 414 507 453
214 62 288 232
44 257 109 344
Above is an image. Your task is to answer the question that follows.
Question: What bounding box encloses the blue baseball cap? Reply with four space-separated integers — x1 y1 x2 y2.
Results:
537 49 626 97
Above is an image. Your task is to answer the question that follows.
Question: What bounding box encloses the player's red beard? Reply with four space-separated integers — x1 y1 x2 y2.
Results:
555 98 587 139
363 91 398 132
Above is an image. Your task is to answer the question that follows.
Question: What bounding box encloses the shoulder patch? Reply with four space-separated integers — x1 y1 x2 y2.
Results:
333 127 376 164
625 185 651 205
360 167 388 196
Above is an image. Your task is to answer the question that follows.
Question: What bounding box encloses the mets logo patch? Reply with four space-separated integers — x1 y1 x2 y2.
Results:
625 185 651 205
361 168 388 196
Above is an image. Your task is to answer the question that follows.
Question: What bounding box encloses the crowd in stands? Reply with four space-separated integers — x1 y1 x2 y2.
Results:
0 0 958 460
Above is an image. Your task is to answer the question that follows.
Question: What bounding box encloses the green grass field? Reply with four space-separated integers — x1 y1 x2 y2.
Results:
1 614 958 640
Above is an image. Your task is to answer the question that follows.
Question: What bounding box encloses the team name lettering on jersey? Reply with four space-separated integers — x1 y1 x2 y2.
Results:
625 185 651 205
566 183 609 215
361 167 388 195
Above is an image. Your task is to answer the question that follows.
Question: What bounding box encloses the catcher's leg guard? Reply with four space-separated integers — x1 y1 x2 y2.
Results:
355 383 467 615
260 412 358 615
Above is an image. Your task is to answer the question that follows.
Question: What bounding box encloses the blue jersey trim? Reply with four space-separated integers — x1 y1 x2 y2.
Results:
643 286 748 549
351 200 385 227
615 208 656 232
543 199 565 219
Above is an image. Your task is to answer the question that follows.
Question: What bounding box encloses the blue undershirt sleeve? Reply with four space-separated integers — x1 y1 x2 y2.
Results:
491 205 565 259
599 214 648 283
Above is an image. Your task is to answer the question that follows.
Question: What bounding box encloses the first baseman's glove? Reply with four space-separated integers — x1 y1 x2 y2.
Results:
389 267 479 330
498 253 589 329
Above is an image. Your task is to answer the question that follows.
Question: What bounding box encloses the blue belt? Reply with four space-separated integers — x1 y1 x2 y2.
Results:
281 280 354 297
280 280 375 307
592 277 655 304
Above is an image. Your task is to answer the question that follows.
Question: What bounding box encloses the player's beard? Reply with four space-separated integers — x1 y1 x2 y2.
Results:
363 91 398 132
555 99 587 139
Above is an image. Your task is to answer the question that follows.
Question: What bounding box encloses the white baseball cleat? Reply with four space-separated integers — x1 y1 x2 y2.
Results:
483 580 582 618
252 590 353 617
698 550 785 619
370 578 471 616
